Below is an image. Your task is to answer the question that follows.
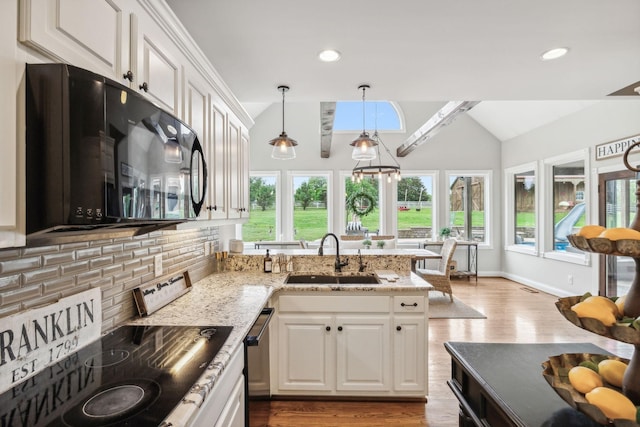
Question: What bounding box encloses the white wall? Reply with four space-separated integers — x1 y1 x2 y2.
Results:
249 100 503 274
502 100 640 296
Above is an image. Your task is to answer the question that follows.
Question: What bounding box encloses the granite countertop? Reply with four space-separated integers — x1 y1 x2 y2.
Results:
127 268 431 423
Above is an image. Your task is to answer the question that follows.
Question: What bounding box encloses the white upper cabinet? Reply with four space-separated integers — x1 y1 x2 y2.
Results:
129 11 181 114
19 0 130 84
207 101 229 220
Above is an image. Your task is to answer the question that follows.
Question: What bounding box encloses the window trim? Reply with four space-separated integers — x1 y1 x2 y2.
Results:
287 170 333 241
505 162 538 256
445 170 492 248
393 170 438 244
245 171 281 242
339 171 382 235
542 149 591 265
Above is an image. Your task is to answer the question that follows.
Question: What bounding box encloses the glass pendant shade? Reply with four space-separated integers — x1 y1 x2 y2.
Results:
350 132 378 160
269 132 297 160
269 85 297 160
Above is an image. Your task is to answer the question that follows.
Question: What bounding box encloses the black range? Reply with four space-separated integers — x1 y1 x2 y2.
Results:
0 325 232 426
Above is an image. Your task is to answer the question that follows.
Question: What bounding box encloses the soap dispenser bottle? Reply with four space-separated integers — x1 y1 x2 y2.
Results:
263 249 272 273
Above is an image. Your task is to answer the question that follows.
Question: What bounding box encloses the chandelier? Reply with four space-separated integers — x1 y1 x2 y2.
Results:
352 130 401 184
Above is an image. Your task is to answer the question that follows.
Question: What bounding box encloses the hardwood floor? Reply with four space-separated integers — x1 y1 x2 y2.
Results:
253 277 633 427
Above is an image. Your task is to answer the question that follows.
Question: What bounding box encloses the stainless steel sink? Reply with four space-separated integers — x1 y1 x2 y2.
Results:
285 274 380 285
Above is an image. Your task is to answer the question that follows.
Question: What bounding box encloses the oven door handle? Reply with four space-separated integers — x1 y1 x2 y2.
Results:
245 307 273 346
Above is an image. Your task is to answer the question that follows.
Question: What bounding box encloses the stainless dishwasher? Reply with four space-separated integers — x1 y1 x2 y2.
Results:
244 307 273 427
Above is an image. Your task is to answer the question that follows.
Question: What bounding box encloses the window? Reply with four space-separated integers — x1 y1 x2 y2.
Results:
447 171 490 244
244 173 279 242
290 173 330 243
344 175 380 236
544 149 590 263
333 101 403 131
552 160 585 251
396 173 436 241
505 162 538 253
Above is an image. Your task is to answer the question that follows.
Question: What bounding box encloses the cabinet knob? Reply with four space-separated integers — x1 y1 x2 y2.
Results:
396 326 402 331
401 302 418 307
123 70 134 81
325 326 331 332
337 326 343 331
139 82 149 92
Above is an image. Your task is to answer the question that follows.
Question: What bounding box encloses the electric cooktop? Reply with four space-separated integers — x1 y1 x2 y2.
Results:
0 324 233 427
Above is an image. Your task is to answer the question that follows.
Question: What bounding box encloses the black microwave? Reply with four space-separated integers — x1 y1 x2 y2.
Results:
25 63 207 243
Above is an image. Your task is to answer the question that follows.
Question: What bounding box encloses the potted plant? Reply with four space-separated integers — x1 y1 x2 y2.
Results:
439 227 452 240
376 240 386 249
362 239 372 249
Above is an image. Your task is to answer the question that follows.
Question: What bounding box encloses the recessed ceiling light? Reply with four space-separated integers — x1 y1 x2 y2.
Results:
540 47 569 61
318 49 341 62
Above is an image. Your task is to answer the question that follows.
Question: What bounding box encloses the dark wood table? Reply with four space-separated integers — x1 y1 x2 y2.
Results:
444 342 613 427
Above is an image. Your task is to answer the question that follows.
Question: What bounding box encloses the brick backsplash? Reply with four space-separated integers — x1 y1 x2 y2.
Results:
0 227 219 332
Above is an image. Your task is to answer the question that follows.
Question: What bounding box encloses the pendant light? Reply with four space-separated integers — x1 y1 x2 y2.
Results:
350 84 377 161
269 85 297 160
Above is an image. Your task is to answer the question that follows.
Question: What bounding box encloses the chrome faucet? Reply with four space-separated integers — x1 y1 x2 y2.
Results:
318 232 348 272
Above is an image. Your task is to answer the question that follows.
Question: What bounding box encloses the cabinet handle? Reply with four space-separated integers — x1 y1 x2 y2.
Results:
396 326 402 331
325 326 331 331
337 326 343 331
139 82 149 92
123 70 134 81
401 302 418 307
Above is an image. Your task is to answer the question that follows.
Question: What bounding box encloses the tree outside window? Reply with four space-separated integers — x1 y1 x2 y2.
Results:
244 175 277 242
292 175 329 242
396 175 434 241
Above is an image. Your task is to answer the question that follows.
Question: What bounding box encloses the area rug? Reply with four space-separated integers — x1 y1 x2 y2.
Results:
429 294 486 319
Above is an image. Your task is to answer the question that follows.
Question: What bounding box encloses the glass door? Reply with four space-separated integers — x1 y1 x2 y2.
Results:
598 170 636 297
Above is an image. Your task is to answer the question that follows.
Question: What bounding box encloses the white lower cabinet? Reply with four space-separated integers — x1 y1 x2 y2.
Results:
275 293 427 398
189 345 245 427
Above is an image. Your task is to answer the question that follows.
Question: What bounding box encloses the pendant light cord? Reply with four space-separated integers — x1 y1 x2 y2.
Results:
281 87 286 134
361 85 366 133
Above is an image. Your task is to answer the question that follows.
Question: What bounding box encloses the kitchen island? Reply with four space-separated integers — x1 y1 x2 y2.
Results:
128 251 432 425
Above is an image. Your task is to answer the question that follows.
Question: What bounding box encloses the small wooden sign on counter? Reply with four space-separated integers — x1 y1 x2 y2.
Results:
133 271 192 316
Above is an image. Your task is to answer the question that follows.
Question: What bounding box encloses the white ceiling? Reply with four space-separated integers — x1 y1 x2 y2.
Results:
166 0 640 141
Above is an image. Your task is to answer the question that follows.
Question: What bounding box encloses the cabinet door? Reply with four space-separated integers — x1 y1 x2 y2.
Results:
393 315 426 392
277 314 333 391
207 101 228 219
130 12 180 114
214 375 245 427
335 315 391 392
19 0 129 82
240 131 250 219
227 117 243 219
184 72 209 220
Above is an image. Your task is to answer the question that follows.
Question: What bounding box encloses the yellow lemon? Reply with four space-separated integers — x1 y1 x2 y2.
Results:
615 295 627 317
571 301 617 326
598 227 640 241
585 387 637 421
598 359 628 388
583 295 619 317
568 366 604 394
578 225 606 238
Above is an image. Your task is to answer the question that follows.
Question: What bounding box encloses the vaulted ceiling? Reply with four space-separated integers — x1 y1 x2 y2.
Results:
166 0 640 144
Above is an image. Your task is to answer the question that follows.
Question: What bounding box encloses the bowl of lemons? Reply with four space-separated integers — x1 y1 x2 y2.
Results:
542 353 637 426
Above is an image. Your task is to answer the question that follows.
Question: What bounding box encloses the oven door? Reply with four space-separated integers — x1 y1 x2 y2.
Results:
244 307 273 427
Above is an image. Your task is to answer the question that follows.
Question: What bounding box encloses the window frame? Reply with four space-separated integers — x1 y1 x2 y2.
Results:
339 171 384 236
505 162 539 256
542 149 591 265
396 170 438 245
287 170 333 242
243 171 281 242
445 170 492 248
